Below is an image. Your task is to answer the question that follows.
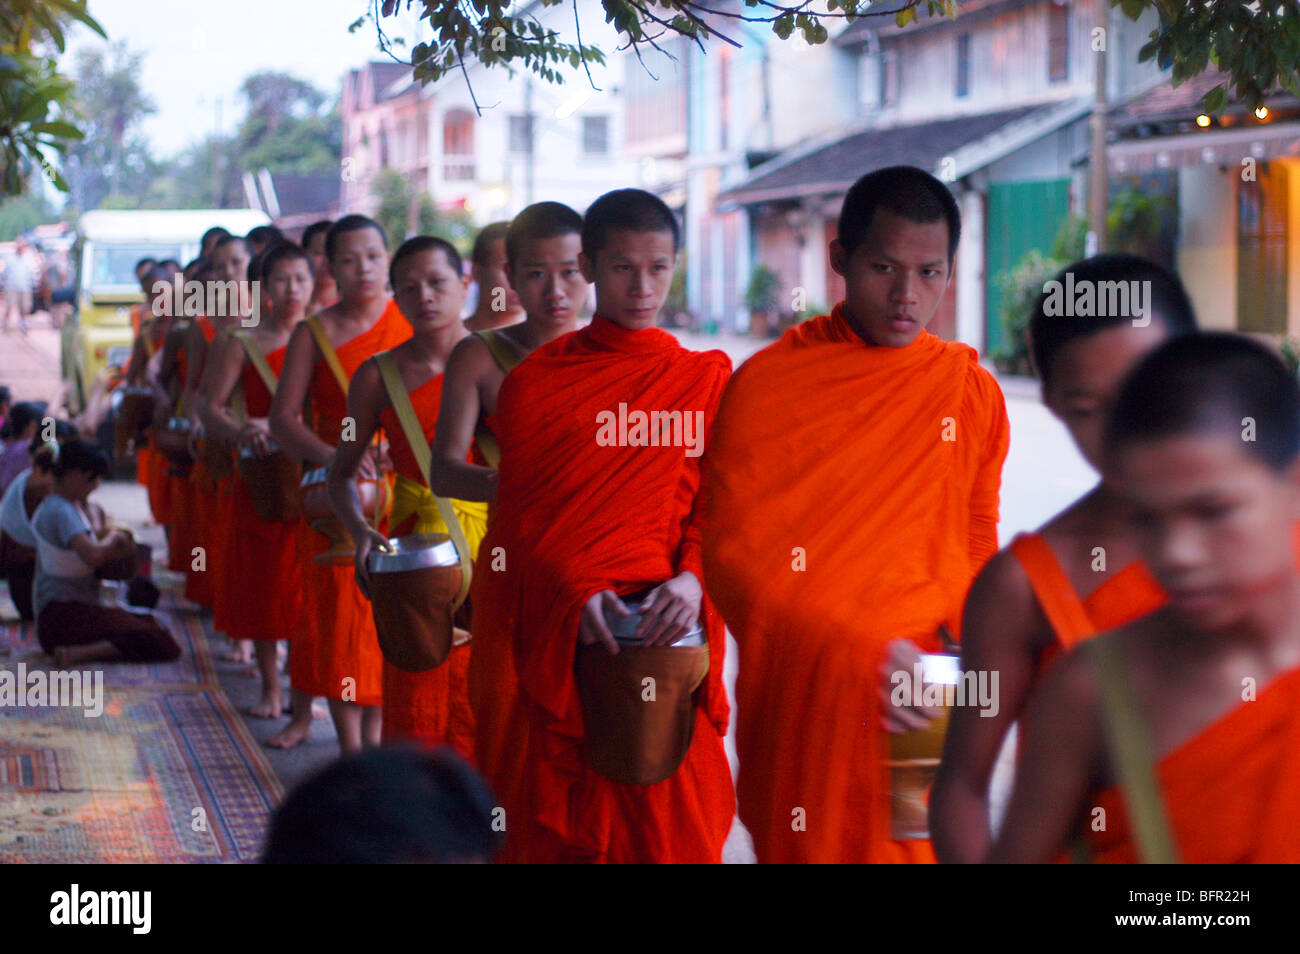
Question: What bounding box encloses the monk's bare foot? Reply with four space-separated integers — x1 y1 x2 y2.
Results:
247 696 282 719
266 718 312 749
223 639 253 664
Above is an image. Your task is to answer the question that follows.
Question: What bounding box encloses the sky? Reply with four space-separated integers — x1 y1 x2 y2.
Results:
64 0 427 157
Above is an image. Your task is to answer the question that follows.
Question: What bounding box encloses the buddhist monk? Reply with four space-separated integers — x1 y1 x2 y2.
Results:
194 235 254 664
930 255 1197 863
269 214 410 753
463 222 524 332
123 263 180 529
989 332 1300 863
128 258 157 338
477 188 735 863
429 201 587 850
196 243 310 720
200 227 231 259
301 219 338 315
328 236 480 756
702 165 1010 863
247 225 286 258
155 257 209 582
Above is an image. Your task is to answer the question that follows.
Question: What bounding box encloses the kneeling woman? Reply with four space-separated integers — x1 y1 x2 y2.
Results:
32 438 181 667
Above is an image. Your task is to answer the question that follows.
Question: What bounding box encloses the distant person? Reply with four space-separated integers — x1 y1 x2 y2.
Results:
2 244 32 333
134 258 157 289
301 219 337 314
0 401 47 495
247 225 286 257
463 222 523 331
262 746 502 864
31 438 180 667
1 425 76 620
200 227 231 259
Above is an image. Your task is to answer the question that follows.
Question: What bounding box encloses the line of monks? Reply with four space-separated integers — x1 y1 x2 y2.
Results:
122 166 1300 863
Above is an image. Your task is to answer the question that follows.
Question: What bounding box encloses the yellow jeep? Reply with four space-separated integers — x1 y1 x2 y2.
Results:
64 209 271 411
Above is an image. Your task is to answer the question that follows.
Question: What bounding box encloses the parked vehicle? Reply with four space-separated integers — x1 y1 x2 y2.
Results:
63 209 271 412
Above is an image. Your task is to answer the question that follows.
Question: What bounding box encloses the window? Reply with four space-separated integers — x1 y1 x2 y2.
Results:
443 110 475 181
1049 2 1070 83
583 115 609 155
508 115 533 154
956 34 970 98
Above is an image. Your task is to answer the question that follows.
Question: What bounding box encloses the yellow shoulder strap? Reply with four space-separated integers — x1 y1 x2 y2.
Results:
475 329 524 374
305 314 350 396
471 330 520 468
375 351 472 611
1087 637 1181 864
234 331 278 395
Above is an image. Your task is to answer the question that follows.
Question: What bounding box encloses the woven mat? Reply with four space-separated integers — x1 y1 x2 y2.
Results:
0 575 282 863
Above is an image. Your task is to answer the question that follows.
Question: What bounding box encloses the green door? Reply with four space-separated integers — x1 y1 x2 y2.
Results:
984 178 1071 355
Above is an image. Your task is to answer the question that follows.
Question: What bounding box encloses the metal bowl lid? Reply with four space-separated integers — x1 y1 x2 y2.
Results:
300 467 328 487
367 533 460 573
166 417 192 430
239 439 280 459
607 595 704 646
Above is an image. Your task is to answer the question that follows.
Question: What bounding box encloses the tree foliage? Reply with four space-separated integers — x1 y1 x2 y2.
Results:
61 42 157 213
0 0 105 195
233 72 342 176
1123 0 1300 114
364 0 1300 113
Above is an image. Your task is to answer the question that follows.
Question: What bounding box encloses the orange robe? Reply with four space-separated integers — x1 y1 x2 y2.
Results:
1088 664 1300 863
376 374 476 757
137 321 172 523
184 318 219 610
289 303 409 705
223 346 304 644
166 342 194 576
1008 533 1166 671
702 304 1011 863
466 417 531 861
474 315 736 864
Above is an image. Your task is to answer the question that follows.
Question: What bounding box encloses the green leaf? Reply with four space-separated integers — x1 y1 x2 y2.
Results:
896 6 916 28
1119 0 1146 21
30 121 80 139
1201 83 1227 115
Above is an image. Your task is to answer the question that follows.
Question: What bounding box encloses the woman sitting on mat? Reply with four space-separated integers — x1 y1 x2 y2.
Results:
0 424 75 620
31 438 180 667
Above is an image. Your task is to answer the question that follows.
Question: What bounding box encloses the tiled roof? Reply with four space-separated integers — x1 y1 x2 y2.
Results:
836 0 1029 46
1111 69 1299 127
719 104 1042 204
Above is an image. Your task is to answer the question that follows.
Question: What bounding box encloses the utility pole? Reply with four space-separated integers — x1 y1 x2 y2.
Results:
212 96 224 208
1088 0 1109 254
524 77 535 207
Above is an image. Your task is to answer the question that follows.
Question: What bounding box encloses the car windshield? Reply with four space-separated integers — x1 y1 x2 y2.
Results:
91 244 182 288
